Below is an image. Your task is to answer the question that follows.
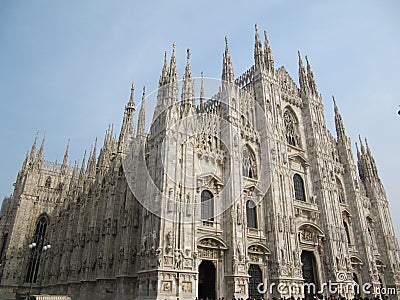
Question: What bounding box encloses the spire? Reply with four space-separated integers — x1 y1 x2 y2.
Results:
222 36 234 83
254 24 264 70
137 86 146 138
155 51 169 117
365 138 372 157
358 135 366 155
93 137 97 161
61 138 70 174
356 141 365 182
181 48 195 110
200 72 205 112
86 147 93 175
263 30 274 71
169 43 178 84
89 137 97 178
78 150 87 186
98 127 111 168
355 142 361 161
159 51 169 87
69 160 79 190
298 51 308 93
119 83 136 153
167 43 179 106
126 82 135 112
29 131 39 165
365 137 379 176
22 150 29 171
305 55 318 94
103 125 112 151
72 161 78 178
35 133 45 168
333 96 346 138
87 139 97 179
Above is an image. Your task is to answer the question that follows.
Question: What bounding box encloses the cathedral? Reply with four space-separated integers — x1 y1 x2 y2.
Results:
0 26 399 300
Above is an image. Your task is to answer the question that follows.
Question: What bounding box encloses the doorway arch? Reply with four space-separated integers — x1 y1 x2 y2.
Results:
301 250 319 297
198 260 216 300
248 264 263 299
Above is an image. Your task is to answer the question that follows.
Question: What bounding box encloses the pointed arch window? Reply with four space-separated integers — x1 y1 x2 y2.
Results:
201 190 214 222
246 200 258 229
293 174 306 201
26 215 49 283
283 109 300 147
242 146 257 179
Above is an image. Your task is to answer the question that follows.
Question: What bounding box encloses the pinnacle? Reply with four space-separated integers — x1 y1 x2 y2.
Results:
142 86 146 99
332 95 339 112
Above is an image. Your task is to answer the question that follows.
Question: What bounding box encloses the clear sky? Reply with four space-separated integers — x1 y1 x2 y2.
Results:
0 1 399 237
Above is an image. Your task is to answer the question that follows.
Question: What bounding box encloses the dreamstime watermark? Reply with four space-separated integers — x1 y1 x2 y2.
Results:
257 281 396 296
123 77 275 224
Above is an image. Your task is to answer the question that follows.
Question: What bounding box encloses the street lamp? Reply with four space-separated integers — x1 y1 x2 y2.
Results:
27 243 51 300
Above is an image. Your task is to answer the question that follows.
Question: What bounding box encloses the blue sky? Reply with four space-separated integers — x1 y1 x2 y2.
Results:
0 1 399 237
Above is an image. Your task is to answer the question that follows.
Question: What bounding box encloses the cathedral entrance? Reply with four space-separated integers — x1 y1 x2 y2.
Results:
198 260 216 300
301 250 318 298
248 264 263 299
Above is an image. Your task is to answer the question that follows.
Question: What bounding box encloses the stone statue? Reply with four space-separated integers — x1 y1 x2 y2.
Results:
166 231 173 254
131 246 137 264
237 241 244 262
155 247 162 267
174 250 182 269
237 204 242 225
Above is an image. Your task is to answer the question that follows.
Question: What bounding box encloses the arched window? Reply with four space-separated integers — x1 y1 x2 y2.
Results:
283 109 299 147
201 190 214 222
293 174 306 201
45 176 51 188
343 221 351 244
242 146 257 179
26 215 49 283
246 200 258 229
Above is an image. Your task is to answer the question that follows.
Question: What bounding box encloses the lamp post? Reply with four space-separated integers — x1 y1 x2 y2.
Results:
27 242 51 300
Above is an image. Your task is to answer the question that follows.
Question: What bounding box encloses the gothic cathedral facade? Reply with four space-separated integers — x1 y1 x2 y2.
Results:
0 27 399 300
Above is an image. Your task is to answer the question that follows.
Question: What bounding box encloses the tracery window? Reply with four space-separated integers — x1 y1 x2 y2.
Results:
26 215 49 283
293 174 306 201
246 200 258 229
242 146 257 179
201 190 214 222
283 109 299 147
